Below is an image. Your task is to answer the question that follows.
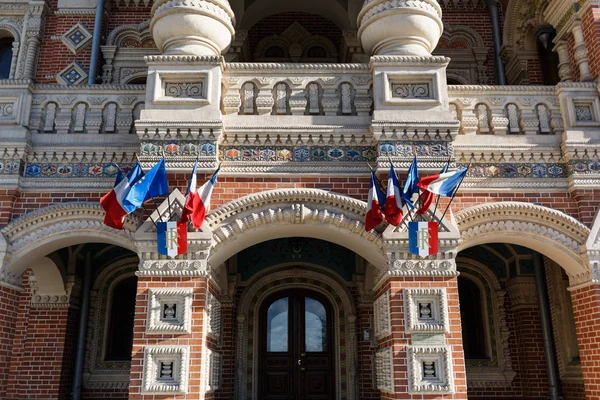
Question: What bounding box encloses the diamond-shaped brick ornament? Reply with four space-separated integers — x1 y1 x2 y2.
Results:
61 23 92 54
57 61 88 85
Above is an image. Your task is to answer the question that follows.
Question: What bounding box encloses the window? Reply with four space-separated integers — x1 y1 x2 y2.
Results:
0 37 14 79
265 46 285 58
306 46 327 58
105 276 137 361
458 276 488 359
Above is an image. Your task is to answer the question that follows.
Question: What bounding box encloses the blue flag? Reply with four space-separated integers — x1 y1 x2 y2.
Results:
402 157 419 209
123 158 169 212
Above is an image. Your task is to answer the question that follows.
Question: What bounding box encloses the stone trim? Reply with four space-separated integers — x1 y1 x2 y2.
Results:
404 288 449 333
142 345 190 394
375 346 394 393
373 290 391 339
407 345 454 394
146 288 193 334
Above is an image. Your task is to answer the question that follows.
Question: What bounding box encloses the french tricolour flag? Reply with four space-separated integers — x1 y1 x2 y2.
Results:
417 168 468 197
157 221 188 258
183 166 220 230
384 164 403 226
365 170 385 231
408 221 439 257
100 163 143 230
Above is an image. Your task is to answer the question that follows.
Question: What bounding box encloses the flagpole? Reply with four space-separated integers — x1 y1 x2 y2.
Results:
159 148 173 222
439 163 471 224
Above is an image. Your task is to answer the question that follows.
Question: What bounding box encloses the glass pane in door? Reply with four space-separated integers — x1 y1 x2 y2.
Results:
266 297 289 352
305 297 327 352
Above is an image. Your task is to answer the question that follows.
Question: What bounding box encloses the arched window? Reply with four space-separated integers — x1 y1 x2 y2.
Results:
265 45 285 58
0 37 14 79
126 76 147 85
458 276 488 359
105 276 137 361
306 46 327 58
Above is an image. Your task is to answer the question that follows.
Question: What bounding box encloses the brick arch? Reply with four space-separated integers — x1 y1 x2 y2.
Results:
455 201 590 277
0 202 137 276
205 188 386 269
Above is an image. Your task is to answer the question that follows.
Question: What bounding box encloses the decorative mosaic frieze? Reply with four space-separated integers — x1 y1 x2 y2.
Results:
138 259 209 276
0 159 21 175
569 159 600 175
140 141 217 157
379 141 452 158
404 288 449 333
24 162 135 179
458 162 567 179
375 347 394 393
373 290 391 339
142 346 189 394
146 288 193 334
220 145 376 162
407 346 454 394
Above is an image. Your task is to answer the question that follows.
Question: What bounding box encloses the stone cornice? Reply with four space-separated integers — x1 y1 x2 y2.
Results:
448 84 556 94
224 62 369 71
144 55 224 64
369 55 450 67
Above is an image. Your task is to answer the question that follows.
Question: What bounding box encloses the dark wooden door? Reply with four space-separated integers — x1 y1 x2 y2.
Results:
259 290 334 400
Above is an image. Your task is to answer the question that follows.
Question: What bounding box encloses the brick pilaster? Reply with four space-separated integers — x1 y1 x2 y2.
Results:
570 283 600 399
128 275 210 400
0 283 20 399
374 276 467 399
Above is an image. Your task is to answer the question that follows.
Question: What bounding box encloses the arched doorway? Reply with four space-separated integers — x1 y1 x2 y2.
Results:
259 289 335 399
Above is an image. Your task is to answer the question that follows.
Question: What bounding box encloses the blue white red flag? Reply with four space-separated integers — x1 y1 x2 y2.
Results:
100 163 143 229
402 157 419 209
416 160 450 215
157 221 188 258
180 159 198 224
384 164 403 226
185 167 220 230
417 167 468 197
365 170 385 231
408 221 439 257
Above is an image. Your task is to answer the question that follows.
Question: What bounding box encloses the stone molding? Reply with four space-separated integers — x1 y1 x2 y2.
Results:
146 288 193 334
1 202 137 274
456 201 589 278
236 267 356 400
375 346 394 393
142 345 190 394
506 277 537 306
373 290 391 339
404 288 449 333
206 188 386 269
407 345 454 394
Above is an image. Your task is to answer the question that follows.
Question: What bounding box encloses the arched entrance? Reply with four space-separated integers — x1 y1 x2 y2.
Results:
259 289 335 399
236 267 357 400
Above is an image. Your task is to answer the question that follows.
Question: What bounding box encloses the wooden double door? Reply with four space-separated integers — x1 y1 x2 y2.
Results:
259 290 335 400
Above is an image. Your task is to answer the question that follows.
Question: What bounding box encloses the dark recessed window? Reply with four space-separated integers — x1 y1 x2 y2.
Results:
105 276 137 361
265 46 285 58
0 37 14 79
126 77 147 85
306 46 327 58
458 276 488 359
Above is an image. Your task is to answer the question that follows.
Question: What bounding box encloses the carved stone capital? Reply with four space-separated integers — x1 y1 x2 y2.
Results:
506 277 537 306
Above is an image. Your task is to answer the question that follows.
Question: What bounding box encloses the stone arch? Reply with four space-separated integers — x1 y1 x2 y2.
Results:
0 202 137 275
106 20 152 47
455 202 590 278
236 266 357 400
205 188 386 269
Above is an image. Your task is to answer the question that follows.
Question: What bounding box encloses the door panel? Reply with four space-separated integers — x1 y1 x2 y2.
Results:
259 291 334 400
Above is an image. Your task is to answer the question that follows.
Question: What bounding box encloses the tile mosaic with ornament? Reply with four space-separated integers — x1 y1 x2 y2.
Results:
24 163 136 178
457 163 567 178
378 141 453 157
219 146 377 162
140 141 217 156
0 160 22 175
569 159 600 174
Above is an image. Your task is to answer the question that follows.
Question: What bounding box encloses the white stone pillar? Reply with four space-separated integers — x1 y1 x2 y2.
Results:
572 20 593 82
554 40 574 82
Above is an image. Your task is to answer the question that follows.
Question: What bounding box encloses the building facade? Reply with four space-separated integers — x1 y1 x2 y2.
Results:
2 0 600 399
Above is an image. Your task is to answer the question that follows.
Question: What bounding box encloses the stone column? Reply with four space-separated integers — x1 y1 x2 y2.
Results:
506 277 549 398
554 40 574 82
20 1 47 80
572 20 593 82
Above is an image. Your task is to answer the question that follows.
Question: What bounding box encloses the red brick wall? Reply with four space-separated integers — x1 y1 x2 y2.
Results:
0 284 19 399
581 6 600 81
4 272 75 400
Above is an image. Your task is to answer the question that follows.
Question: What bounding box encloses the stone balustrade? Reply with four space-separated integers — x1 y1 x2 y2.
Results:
221 63 373 117
447 85 564 136
28 85 146 136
